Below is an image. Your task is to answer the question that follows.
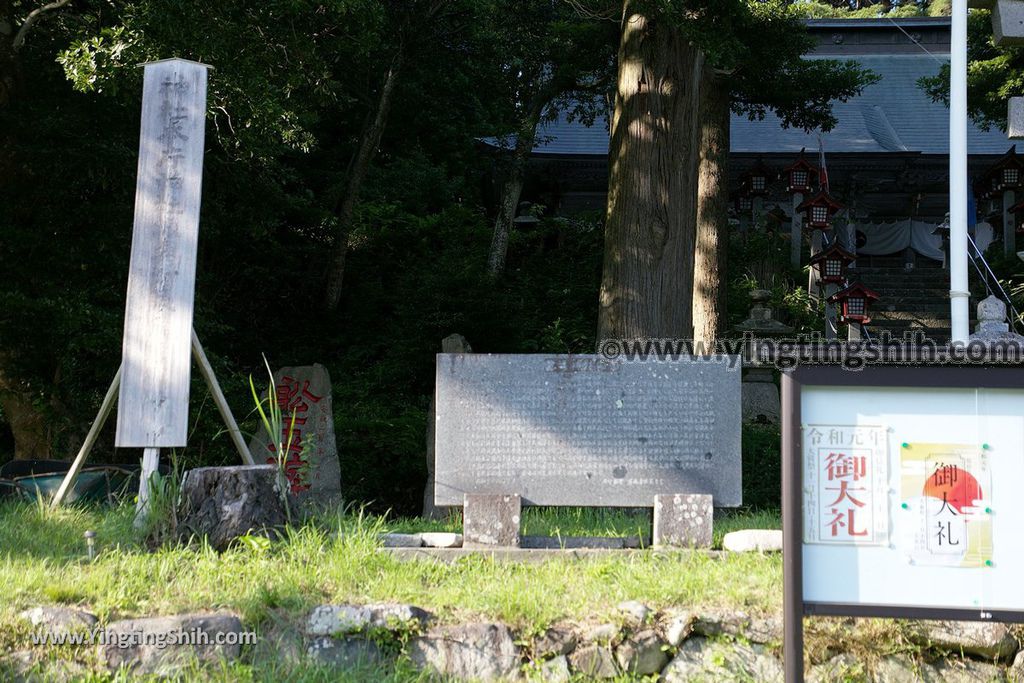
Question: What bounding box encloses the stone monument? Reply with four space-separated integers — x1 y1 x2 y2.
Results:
433 353 742 547
248 364 341 510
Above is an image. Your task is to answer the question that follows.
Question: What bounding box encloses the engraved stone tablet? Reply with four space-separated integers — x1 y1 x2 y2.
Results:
434 354 742 507
247 364 342 509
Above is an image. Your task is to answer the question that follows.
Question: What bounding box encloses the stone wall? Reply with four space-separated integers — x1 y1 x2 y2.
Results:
11 602 1023 681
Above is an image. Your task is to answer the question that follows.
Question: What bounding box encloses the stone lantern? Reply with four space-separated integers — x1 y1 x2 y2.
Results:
735 289 793 425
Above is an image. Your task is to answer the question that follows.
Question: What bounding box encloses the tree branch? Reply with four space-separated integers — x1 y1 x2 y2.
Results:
12 0 71 52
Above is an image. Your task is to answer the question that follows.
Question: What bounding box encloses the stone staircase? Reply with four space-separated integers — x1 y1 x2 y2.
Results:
848 255 974 344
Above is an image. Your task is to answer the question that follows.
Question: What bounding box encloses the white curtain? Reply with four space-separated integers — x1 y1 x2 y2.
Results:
853 220 945 261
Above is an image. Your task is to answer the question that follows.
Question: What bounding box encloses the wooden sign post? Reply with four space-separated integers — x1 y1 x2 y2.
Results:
51 59 254 516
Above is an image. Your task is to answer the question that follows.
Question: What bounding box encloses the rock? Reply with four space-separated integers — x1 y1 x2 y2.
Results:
379 533 422 548
1009 650 1024 682
911 621 1019 660
419 532 462 548
722 529 783 553
100 612 244 675
306 636 382 669
305 603 431 636
653 493 713 548
868 656 937 683
664 610 696 647
746 616 783 644
583 622 620 643
662 637 783 683
408 622 519 681
533 626 577 658
616 600 651 626
538 654 571 682
463 494 521 548
807 653 864 682
692 609 751 638
929 658 1007 682
18 606 98 635
569 644 618 679
616 629 669 675
176 465 286 551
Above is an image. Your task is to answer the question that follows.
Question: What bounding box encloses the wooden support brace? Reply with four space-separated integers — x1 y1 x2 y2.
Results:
51 366 122 508
191 329 255 466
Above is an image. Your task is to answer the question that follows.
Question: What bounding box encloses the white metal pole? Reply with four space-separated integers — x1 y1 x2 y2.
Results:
950 0 970 343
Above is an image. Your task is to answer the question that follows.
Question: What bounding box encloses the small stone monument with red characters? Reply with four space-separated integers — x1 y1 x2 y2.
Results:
248 364 342 511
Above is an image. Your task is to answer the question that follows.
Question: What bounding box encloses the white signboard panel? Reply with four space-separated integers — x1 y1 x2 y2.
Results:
116 59 209 447
800 385 1024 613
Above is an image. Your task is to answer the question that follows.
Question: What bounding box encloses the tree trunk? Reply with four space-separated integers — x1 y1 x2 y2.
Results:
486 123 536 277
692 65 730 345
598 5 703 342
323 51 404 311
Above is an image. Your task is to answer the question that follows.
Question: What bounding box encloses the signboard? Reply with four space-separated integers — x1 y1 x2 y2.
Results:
781 365 1024 680
116 59 210 448
782 366 1024 626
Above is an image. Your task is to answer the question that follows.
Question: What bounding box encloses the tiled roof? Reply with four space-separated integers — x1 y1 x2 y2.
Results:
510 53 1011 157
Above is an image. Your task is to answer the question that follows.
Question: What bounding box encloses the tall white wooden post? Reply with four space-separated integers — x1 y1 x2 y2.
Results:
791 193 803 266
116 59 211 520
950 0 970 343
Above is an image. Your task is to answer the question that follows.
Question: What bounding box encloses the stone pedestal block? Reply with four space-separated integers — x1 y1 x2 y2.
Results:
741 367 779 425
653 494 713 548
463 494 521 548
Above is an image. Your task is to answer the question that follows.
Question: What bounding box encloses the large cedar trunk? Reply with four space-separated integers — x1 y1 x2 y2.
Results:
598 6 703 342
692 66 730 344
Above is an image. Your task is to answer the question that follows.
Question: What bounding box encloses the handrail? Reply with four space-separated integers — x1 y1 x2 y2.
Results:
966 233 1022 334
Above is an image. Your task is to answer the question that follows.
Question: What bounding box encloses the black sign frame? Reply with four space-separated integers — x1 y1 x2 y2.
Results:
781 364 1024 682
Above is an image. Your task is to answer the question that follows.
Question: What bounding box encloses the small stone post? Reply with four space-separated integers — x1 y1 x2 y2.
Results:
969 295 1024 344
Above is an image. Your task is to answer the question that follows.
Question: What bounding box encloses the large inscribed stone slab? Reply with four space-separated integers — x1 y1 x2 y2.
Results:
434 354 742 506
248 364 342 507
116 59 209 447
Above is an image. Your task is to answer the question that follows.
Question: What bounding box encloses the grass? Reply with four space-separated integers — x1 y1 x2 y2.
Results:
0 500 783 681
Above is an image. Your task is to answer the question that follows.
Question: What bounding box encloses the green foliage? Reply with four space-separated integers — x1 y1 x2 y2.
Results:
919 9 1022 131
741 424 782 510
